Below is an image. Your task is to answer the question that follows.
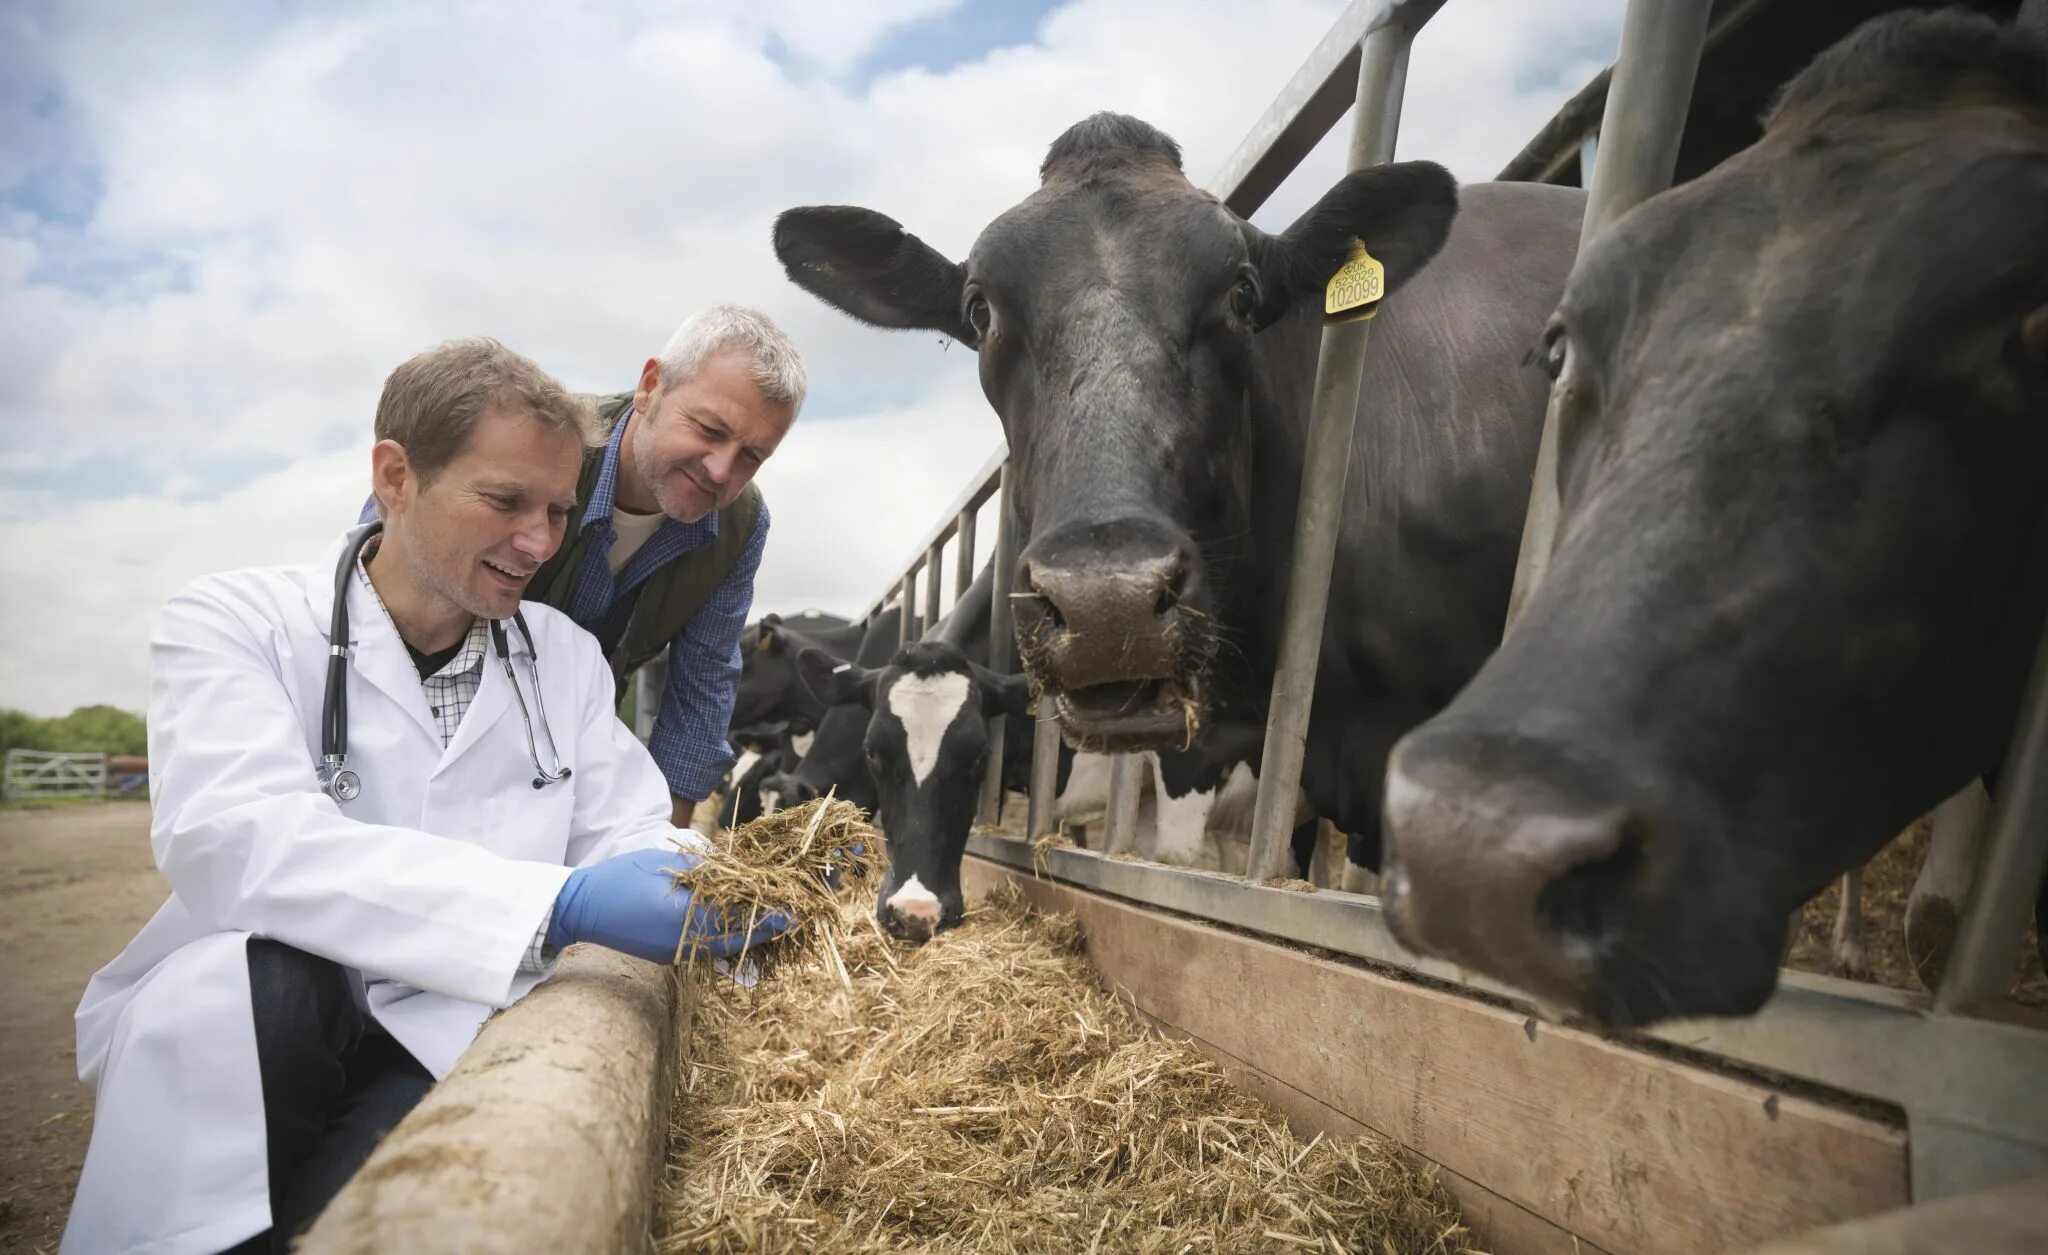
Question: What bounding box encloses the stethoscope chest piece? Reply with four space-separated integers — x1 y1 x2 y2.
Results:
330 768 362 804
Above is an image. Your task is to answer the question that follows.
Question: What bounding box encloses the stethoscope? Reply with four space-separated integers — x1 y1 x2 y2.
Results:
319 521 572 805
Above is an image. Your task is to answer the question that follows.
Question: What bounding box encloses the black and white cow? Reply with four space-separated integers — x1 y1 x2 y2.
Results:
1381 10 2048 1027
799 640 1030 941
775 114 1583 873
720 716 816 830
733 610 857 731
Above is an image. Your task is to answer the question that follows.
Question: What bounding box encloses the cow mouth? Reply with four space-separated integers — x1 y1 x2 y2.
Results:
1052 676 1202 751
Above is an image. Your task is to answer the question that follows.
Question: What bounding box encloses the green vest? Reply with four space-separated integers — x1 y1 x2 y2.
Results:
529 392 764 704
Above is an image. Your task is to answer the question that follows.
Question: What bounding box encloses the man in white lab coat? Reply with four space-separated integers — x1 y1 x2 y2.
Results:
62 339 787 1255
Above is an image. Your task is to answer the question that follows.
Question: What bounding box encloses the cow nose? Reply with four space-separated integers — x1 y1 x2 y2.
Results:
1380 728 1652 1007
878 875 945 945
880 905 938 945
1013 517 1202 690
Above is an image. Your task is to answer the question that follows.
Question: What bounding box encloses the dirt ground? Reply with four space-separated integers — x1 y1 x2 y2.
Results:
0 802 165 1253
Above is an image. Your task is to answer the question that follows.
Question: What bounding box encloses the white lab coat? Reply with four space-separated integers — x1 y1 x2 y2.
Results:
62 529 695 1255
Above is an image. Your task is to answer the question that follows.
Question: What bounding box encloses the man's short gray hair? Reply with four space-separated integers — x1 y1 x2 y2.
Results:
657 305 807 412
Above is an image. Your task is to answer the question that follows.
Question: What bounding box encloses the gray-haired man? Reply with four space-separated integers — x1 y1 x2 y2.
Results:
366 305 806 824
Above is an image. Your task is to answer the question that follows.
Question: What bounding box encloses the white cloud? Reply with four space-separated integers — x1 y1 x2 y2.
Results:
0 0 1622 715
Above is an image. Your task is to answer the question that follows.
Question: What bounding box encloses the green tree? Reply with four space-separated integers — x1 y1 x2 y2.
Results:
0 705 148 761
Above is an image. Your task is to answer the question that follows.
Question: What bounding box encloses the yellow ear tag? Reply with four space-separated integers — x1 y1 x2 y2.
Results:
754 633 774 652
1324 239 1385 325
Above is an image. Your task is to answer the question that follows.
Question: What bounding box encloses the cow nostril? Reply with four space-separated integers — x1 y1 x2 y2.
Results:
1535 815 1648 947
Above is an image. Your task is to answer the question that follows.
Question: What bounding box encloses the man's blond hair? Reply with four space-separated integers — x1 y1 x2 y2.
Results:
374 339 593 498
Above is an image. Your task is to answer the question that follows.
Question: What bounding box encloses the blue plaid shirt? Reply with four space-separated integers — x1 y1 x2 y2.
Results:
357 410 766 800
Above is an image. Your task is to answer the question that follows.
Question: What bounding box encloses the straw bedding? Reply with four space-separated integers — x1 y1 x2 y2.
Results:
660 803 1475 1254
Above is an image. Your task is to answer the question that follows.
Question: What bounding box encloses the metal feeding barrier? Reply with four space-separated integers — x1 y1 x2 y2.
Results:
835 0 2048 1206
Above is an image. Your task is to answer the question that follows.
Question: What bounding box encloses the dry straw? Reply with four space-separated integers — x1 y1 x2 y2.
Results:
670 795 882 983
661 869 1476 1253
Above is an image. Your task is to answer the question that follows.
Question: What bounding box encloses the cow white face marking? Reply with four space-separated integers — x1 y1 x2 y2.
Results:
791 731 814 758
885 671 972 786
1149 755 1216 867
885 872 943 923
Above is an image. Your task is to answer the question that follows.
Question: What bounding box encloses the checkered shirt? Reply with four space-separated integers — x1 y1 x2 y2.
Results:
356 551 556 973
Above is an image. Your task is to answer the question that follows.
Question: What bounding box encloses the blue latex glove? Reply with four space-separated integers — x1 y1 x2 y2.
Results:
547 847 792 965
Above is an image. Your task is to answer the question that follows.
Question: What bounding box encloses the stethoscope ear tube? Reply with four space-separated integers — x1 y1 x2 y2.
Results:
321 521 384 803
320 521 569 803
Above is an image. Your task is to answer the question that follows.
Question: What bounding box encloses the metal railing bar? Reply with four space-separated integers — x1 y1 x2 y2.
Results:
1103 753 1145 856
979 469 1018 825
1028 710 1062 840
1935 609 2048 1013
923 544 943 637
858 447 1006 623
1206 0 1446 216
1503 0 1711 630
953 506 978 611
1242 18 1414 882
965 832 2048 1147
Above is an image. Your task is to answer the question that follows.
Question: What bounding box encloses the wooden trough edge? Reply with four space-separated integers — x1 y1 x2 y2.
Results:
960 854 1910 1255
301 945 689 1255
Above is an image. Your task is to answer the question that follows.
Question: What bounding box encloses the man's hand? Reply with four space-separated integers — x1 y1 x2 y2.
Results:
546 847 791 965
670 794 699 828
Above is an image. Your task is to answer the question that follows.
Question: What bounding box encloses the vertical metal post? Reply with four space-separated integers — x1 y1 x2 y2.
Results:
1503 0 1710 629
1103 752 1145 856
1934 613 2048 1013
980 470 1017 825
1028 704 1062 840
954 507 978 609
633 664 659 742
898 569 917 647
1242 20 1414 882
924 544 944 636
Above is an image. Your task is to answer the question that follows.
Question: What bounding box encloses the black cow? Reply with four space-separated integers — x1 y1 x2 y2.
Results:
1381 11 2048 1027
775 114 1584 867
733 610 857 730
800 639 1031 941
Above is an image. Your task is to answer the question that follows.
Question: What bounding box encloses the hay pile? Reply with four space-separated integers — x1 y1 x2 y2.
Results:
671 796 881 979
660 885 1475 1254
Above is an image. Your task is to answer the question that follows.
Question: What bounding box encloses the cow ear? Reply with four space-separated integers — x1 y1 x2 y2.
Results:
755 618 784 654
774 206 978 347
797 646 878 709
1250 161 1458 324
972 666 1033 718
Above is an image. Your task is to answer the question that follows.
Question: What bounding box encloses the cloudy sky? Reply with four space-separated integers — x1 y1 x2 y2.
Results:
0 0 1622 717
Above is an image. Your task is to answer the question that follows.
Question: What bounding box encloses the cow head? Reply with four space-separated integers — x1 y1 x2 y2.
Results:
1381 12 2048 1027
776 114 1455 750
798 641 1030 943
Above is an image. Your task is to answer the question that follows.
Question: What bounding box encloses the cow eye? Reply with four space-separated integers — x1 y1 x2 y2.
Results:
1229 274 1261 322
964 291 991 337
